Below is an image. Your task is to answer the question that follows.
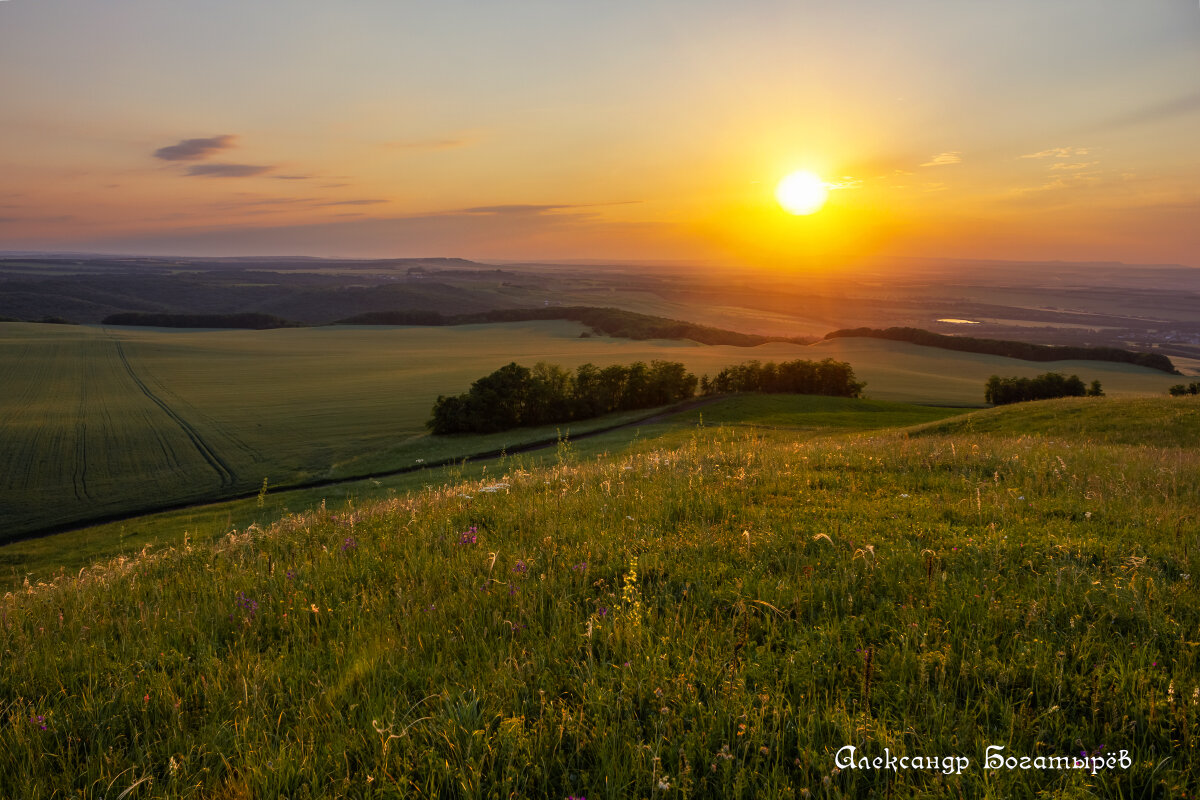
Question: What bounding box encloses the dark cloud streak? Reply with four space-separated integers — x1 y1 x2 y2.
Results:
154 135 236 161
186 164 273 178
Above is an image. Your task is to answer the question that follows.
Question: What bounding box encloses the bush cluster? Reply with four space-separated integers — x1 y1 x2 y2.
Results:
701 358 865 398
428 360 698 434
985 372 1103 405
1169 382 1200 396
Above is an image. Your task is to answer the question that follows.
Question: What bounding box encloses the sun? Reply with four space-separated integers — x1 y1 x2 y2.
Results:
775 171 828 215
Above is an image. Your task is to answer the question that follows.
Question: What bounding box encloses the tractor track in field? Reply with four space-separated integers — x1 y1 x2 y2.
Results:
111 338 238 490
72 369 91 503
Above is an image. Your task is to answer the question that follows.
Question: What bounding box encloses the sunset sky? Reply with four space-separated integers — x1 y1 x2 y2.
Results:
2 0 1198 267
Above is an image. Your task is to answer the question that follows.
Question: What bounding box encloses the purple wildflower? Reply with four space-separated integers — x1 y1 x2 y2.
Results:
598 607 608 618
513 560 528 574
572 561 588 571
285 569 297 581
458 526 478 545
235 591 259 616
341 537 357 552
30 715 46 731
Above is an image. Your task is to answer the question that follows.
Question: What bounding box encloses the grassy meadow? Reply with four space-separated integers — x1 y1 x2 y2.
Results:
2 396 1198 797
0 320 1185 540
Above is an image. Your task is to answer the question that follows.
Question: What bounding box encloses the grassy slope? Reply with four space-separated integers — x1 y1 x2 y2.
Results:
0 395 969 586
911 396 1200 449
0 320 1183 539
3 397 1198 797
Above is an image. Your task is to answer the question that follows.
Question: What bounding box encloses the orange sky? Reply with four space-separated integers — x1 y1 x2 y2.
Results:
1 1 1198 267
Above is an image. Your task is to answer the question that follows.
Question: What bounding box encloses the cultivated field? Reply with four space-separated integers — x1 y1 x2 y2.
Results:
2 396 1197 797
0 321 1184 539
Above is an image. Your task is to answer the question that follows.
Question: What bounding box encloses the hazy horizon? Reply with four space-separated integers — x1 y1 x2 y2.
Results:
2 1 1198 268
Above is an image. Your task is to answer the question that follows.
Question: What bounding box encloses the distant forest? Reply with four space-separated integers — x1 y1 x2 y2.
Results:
340 306 813 347
102 306 815 347
429 357 864 435
101 312 301 329
825 327 1179 374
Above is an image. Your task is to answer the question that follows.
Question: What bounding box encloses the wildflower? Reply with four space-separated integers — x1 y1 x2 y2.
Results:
235 591 259 617
285 569 297 581
513 560 528 574
656 776 670 791
29 715 47 731
572 561 588 571
459 526 478 545
341 537 357 552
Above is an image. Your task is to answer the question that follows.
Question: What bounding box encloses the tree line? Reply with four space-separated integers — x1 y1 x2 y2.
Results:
826 327 1178 375
428 357 864 434
985 373 1103 405
102 312 301 329
1169 382 1200 396
341 306 814 347
700 358 865 397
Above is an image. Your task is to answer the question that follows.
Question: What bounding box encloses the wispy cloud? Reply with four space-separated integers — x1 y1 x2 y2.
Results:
460 204 576 215
384 137 473 151
825 176 862 190
317 199 387 206
1085 90 1200 134
921 152 961 167
273 175 313 181
1049 161 1098 171
1021 146 1090 159
185 164 272 178
154 135 236 161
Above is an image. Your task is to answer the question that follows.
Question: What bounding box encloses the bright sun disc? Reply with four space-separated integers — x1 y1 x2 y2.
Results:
775 171 828 215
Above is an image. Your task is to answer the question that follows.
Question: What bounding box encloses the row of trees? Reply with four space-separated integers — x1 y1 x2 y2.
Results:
1169 382 1200 396
701 358 865 398
428 357 866 434
428 360 699 434
985 373 1103 405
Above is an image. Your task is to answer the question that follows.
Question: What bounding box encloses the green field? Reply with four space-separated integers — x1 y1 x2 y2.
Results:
0 321 1184 540
0 395 969 586
2 395 1197 797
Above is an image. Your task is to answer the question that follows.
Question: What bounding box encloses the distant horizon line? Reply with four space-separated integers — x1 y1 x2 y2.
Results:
0 250 1196 271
